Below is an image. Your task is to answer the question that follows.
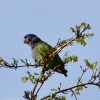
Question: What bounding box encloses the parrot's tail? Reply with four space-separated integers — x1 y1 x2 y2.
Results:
63 69 68 77
54 64 68 77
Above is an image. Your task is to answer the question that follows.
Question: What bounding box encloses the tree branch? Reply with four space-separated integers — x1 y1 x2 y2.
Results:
53 35 77 56
40 82 99 100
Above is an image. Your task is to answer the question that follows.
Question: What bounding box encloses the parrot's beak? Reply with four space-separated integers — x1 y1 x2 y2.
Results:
24 38 29 44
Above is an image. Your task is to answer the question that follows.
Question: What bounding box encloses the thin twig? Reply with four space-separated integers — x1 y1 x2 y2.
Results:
40 82 98 100
88 68 98 83
0 64 40 69
35 83 44 95
36 72 53 95
77 68 88 86
32 79 39 94
71 89 77 100
80 28 87 34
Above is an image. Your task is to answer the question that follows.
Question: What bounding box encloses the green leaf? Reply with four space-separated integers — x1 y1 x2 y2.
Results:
49 94 53 100
51 88 57 92
55 96 66 100
27 71 35 83
70 27 76 33
75 86 83 93
84 59 99 70
22 77 29 83
75 36 87 47
87 24 91 30
64 56 78 63
0 57 5 65
25 63 30 67
81 22 86 26
83 33 94 38
38 74 43 80
84 59 90 67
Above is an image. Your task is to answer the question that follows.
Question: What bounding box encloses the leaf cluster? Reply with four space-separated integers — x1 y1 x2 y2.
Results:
64 55 78 63
84 59 100 70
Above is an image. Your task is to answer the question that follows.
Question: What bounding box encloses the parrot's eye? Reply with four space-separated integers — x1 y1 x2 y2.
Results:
28 38 31 42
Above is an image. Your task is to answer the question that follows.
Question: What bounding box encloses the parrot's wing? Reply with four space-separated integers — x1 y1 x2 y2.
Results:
32 41 67 77
32 41 53 64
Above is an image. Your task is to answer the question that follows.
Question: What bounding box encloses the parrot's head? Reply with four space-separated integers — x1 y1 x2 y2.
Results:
24 34 41 48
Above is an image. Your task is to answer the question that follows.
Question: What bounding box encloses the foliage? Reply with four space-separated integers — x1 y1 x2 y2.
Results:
64 55 78 63
84 59 99 70
0 22 100 100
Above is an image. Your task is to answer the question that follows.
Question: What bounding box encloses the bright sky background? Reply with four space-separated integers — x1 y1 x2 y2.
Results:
0 0 100 100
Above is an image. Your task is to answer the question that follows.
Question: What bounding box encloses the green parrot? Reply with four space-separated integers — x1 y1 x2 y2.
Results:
24 34 67 77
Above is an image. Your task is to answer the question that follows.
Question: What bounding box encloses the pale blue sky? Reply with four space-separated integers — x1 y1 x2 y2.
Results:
0 0 100 100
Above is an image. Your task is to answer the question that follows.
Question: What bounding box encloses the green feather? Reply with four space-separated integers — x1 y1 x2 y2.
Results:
32 41 67 76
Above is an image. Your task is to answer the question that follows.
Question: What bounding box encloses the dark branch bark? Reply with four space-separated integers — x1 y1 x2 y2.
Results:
40 82 99 100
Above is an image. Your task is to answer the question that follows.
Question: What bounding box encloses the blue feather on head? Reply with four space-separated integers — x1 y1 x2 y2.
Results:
24 34 41 48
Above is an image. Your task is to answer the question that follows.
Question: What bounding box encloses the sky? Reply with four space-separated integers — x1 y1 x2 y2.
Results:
0 0 100 100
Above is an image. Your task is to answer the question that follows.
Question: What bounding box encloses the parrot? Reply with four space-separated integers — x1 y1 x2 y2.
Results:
24 34 67 77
